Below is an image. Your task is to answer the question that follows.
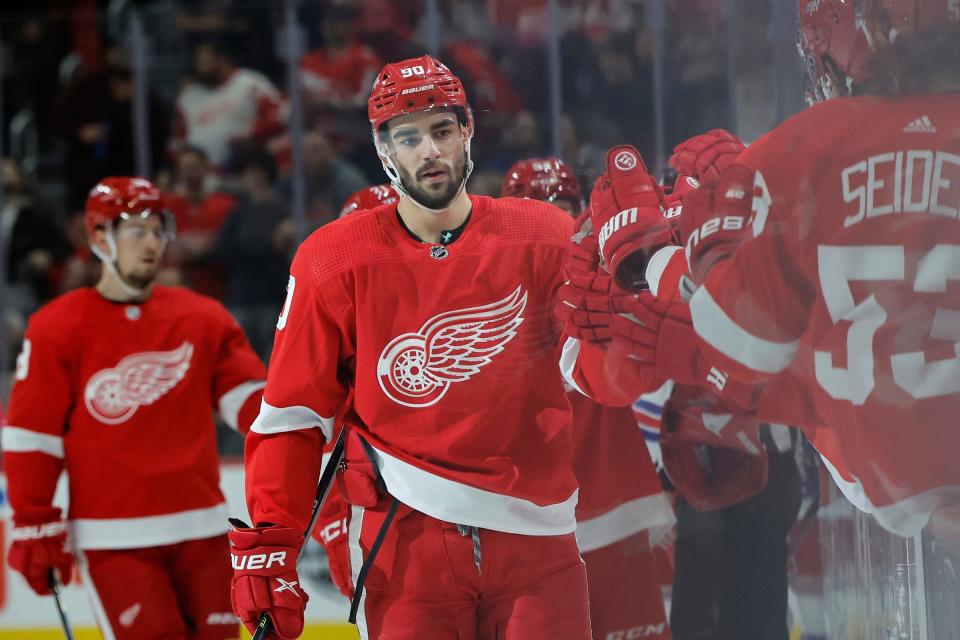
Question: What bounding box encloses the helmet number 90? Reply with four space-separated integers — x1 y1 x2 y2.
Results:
400 66 426 78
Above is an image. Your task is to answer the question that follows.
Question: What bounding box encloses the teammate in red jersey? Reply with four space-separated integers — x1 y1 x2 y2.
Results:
503 156 673 640
2 177 267 640
230 56 595 640
611 0 960 538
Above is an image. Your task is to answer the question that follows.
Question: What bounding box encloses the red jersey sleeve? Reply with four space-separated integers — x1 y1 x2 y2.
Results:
1 314 73 524
244 242 350 530
211 305 267 435
688 140 815 382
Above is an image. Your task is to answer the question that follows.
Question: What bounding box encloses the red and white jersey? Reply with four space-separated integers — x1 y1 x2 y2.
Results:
174 69 284 166
246 196 580 536
687 93 960 536
569 392 674 553
1 287 266 549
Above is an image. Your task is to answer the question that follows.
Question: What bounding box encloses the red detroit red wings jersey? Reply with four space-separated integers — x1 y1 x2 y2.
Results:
247 195 579 535
2 287 266 549
568 393 673 553
689 93 960 535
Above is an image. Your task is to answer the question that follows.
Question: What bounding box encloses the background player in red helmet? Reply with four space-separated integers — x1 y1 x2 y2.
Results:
338 183 399 217
2 176 267 639
502 156 674 640
595 0 960 540
230 55 601 639
502 156 583 215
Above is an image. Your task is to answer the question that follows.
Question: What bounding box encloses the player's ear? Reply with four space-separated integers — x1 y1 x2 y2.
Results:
91 227 111 254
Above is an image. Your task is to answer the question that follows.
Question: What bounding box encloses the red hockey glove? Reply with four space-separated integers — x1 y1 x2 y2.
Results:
610 293 761 409
556 273 629 345
590 145 669 293
566 211 601 278
7 516 73 596
669 129 746 184
229 525 308 640
662 173 700 241
679 164 757 284
660 387 768 511
312 493 352 599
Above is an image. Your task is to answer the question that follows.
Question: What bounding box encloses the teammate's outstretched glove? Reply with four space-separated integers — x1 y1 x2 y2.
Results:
556 274 627 345
590 145 669 292
229 524 308 640
7 516 73 596
660 387 768 511
610 293 761 409
669 129 746 184
679 164 757 284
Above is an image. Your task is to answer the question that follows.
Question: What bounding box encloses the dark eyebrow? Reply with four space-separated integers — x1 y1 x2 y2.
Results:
430 117 457 131
391 127 418 140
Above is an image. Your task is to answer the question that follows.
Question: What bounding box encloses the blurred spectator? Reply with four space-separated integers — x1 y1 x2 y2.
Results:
354 0 420 61
173 1 279 77
56 47 170 209
666 2 731 143
300 3 382 111
212 145 290 361
1 159 71 314
281 130 369 231
164 145 237 299
58 211 101 294
479 110 546 174
173 39 285 169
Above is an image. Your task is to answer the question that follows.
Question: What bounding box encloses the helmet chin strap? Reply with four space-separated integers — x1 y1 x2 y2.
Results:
91 232 148 299
375 134 475 215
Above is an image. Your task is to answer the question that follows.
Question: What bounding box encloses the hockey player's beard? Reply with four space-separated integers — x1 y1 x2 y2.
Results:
120 263 160 291
398 151 468 211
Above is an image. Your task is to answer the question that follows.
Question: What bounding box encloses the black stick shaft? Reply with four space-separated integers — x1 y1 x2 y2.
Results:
49 571 75 640
251 428 346 640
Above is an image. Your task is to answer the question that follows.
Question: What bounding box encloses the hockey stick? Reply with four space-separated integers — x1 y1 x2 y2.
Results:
250 427 346 640
48 570 76 640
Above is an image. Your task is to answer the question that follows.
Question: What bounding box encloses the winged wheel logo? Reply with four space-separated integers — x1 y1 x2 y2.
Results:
84 342 194 424
377 287 528 408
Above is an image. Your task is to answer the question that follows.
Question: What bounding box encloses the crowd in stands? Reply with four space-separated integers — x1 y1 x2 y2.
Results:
0 0 749 388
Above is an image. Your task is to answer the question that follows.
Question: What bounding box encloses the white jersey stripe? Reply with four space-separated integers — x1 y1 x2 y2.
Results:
218 380 266 431
1 426 65 458
575 493 676 553
690 285 799 374
369 445 577 535
250 399 335 441
70 503 229 550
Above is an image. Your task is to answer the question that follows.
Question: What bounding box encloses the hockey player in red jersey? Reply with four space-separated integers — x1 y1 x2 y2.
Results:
2 177 267 640
230 56 595 640
503 157 674 640
608 0 960 539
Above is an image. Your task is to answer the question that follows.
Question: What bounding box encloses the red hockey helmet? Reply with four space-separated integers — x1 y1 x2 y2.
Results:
501 157 583 213
798 0 873 100
339 183 400 217
85 177 172 240
367 55 472 137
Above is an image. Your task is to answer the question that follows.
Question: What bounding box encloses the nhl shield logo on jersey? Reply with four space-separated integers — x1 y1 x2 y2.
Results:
84 342 194 424
377 287 528 408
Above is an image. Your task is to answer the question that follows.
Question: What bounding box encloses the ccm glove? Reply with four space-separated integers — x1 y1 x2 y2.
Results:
230 524 308 640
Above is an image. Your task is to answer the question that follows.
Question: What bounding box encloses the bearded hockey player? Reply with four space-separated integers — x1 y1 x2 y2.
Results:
503 157 674 640
229 56 595 640
616 0 960 539
2 177 267 639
